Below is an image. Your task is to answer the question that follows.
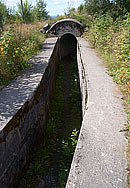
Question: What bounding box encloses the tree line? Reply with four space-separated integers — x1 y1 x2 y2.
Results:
83 0 130 18
64 0 130 21
0 0 49 31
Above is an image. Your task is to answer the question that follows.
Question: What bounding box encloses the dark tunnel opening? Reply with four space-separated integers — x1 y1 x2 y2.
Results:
60 33 77 59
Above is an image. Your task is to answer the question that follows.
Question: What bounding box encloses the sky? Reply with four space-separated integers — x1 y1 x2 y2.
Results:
3 0 84 16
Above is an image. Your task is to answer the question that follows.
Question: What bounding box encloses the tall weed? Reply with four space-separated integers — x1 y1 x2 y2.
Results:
0 22 46 86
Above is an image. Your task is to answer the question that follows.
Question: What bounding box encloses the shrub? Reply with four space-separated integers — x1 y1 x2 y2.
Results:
0 22 46 86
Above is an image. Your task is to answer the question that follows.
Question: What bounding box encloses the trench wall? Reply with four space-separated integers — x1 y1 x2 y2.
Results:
77 40 88 116
0 36 85 188
0 38 60 188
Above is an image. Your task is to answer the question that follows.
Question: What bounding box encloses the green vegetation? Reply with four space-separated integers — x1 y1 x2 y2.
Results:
84 14 130 100
84 0 130 19
59 129 79 187
17 0 49 22
18 57 81 187
0 0 49 87
0 2 9 31
0 22 46 86
0 0 49 26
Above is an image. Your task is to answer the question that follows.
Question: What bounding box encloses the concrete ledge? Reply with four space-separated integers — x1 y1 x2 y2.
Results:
0 37 59 187
66 38 127 188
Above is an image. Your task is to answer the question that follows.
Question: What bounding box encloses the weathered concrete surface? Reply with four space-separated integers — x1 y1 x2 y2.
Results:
0 37 59 188
47 18 84 37
66 38 128 188
0 38 58 130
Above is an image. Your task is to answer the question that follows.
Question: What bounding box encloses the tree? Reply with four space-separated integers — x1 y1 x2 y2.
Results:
64 1 74 16
84 0 130 17
114 0 130 13
84 0 111 15
35 0 49 20
77 4 84 14
20 0 24 21
17 0 33 22
0 2 9 31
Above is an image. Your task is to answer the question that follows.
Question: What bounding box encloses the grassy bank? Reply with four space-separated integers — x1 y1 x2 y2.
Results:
0 22 46 87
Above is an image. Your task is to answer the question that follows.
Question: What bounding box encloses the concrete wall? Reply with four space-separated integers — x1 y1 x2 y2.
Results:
77 39 88 116
0 38 60 188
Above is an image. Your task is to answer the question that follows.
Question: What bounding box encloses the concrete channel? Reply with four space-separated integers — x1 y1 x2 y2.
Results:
18 33 82 187
0 18 128 187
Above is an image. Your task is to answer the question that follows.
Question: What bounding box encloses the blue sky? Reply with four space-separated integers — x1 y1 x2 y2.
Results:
3 0 84 16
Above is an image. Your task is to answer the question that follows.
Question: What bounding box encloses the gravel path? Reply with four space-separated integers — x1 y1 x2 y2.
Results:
66 38 128 188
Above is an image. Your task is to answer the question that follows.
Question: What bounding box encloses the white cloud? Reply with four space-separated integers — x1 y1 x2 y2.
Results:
53 0 79 4
5 0 36 8
4 0 19 7
53 0 61 5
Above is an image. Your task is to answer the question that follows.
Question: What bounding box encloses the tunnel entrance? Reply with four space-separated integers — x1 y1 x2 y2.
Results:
60 33 77 59
47 18 84 37
18 35 82 188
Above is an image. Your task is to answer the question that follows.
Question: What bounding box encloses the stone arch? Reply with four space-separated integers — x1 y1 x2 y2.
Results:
59 32 77 59
47 18 84 37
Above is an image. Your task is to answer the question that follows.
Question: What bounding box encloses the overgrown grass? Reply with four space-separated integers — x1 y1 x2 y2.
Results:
0 21 46 87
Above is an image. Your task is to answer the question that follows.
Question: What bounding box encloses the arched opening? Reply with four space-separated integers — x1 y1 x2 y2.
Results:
47 18 85 37
60 33 77 59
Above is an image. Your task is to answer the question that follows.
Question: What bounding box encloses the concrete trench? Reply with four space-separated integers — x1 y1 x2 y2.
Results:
0 33 82 187
0 30 128 187
18 34 82 187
